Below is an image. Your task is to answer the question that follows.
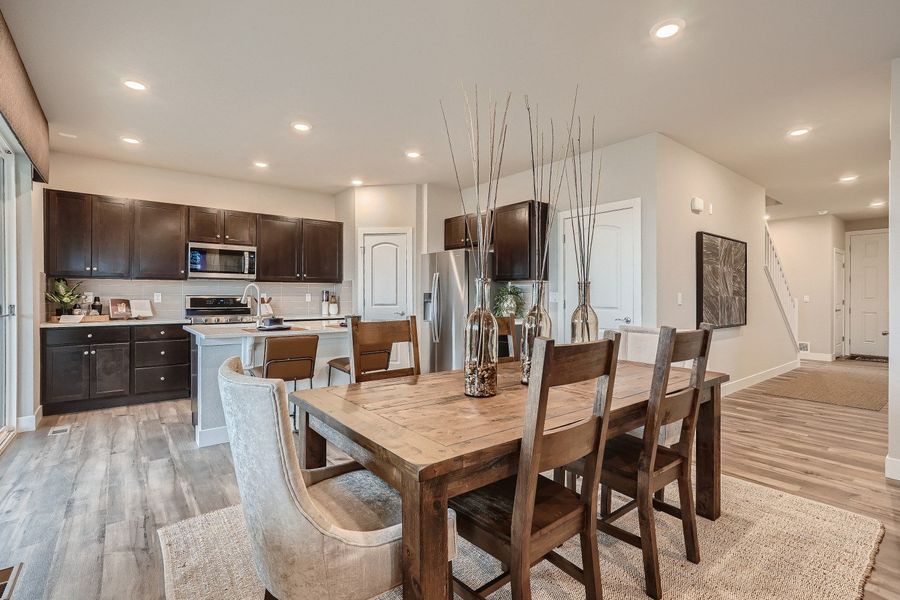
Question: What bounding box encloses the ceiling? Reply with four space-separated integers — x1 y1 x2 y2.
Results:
3 0 899 221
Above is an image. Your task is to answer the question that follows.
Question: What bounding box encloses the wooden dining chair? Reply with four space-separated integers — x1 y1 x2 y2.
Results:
326 345 392 385
346 315 421 383
496 315 521 363
449 332 621 600
594 323 713 600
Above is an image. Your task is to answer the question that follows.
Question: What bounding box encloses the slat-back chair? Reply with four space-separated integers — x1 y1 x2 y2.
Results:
450 332 621 600
496 316 521 363
250 335 320 432
596 323 713 600
347 315 421 383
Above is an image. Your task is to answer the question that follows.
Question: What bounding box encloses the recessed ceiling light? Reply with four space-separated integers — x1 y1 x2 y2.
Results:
651 18 685 39
292 122 312 132
787 127 811 138
405 150 422 159
120 136 141 145
351 179 363 186
839 174 859 183
817 210 829 215
253 161 269 168
123 80 147 91
58 132 77 139
870 200 886 208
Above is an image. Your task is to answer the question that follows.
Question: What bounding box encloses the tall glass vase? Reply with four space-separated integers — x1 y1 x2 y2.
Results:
464 278 498 397
520 280 552 384
570 281 599 343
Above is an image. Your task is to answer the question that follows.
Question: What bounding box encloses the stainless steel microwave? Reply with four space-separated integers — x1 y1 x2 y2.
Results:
188 242 256 279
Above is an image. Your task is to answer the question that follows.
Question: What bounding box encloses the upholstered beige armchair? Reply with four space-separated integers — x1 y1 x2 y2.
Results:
218 357 456 600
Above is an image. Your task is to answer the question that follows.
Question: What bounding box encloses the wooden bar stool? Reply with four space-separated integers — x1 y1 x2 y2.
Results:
347 315 420 382
496 315 521 363
251 335 319 431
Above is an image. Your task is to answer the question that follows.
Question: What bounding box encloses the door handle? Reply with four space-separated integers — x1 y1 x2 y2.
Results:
882 331 889 336
394 311 406 317
614 316 633 324
431 272 441 343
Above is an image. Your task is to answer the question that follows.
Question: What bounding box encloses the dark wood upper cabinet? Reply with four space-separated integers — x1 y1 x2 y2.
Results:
188 206 223 243
223 210 257 245
301 219 343 283
256 214 301 282
91 196 132 278
132 200 188 280
444 215 468 250
45 190 92 277
493 200 549 281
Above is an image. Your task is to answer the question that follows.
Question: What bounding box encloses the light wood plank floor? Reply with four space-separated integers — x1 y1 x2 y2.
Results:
0 359 897 599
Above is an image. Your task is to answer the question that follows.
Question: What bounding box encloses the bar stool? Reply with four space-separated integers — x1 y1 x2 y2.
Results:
251 335 319 431
326 344 392 385
496 315 521 363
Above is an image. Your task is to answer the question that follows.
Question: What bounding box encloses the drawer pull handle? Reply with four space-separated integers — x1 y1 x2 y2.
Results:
92 267 98 271
83 351 89 356
160 350 166 355
160 376 166 381
90 350 96 355
87 333 93 338
160 331 166 335
85 267 91 271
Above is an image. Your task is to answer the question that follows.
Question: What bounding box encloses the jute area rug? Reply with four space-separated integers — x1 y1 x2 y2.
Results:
158 475 882 599
753 361 888 411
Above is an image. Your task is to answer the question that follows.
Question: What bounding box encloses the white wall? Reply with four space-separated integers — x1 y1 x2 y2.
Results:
768 215 845 356
887 58 900 480
845 217 889 232
655 135 797 388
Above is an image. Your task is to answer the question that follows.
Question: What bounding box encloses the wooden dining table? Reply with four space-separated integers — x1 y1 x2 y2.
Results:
291 360 729 600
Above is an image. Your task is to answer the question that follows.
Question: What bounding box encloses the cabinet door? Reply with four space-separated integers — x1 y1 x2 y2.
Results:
224 210 257 245
189 206 223 243
44 189 93 277
493 201 532 281
444 215 468 250
466 212 492 247
256 214 300 282
91 196 132 278
133 200 188 279
90 343 131 398
43 344 91 404
301 219 343 283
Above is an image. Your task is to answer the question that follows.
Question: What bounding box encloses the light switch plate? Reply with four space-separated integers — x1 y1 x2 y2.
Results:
690 197 704 213
305 293 311 302
153 292 162 303
677 292 683 306
708 202 714 215
803 295 810 303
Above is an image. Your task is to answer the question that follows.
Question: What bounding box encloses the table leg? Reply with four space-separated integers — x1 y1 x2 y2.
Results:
299 408 326 469
695 384 721 520
401 474 449 600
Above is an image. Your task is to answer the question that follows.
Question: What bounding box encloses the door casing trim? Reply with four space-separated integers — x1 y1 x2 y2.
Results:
845 228 889 356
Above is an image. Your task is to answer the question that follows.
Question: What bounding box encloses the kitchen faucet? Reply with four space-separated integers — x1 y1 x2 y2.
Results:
240 282 262 325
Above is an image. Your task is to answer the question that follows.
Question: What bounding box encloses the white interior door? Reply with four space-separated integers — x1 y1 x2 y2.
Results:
849 232 889 356
833 249 845 357
560 204 640 342
361 230 412 367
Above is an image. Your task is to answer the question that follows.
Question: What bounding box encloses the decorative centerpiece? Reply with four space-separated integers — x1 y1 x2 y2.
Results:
441 87 511 397
567 116 604 342
520 95 576 383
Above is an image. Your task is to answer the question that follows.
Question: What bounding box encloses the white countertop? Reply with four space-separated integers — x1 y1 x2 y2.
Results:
40 318 191 329
184 322 348 341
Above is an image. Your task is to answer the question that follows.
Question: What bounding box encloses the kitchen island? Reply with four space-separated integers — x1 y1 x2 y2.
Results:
185 320 350 447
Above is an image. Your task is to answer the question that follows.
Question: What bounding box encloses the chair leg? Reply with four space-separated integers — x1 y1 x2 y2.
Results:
677 472 701 564
264 590 279 600
580 523 604 600
553 468 565 485
328 365 333 386
565 470 578 492
509 551 532 600
448 560 454 600
600 485 612 517
654 488 665 502
636 493 663 600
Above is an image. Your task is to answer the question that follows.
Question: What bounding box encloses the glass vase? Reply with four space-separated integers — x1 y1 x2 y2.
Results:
570 281 599 343
464 278 498 397
520 280 552 384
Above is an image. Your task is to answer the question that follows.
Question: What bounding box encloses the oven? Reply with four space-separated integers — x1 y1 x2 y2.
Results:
188 242 256 279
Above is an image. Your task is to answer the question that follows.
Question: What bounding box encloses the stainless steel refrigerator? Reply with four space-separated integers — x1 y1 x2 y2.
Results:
422 249 484 372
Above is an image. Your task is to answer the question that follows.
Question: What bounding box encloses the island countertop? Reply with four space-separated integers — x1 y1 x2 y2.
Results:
184 322 348 341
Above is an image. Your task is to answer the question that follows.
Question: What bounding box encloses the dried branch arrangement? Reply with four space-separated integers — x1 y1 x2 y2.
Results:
440 87 512 280
566 116 604 285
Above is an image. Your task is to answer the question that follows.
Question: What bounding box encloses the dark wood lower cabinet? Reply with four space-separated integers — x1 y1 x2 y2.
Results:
41 324 191 415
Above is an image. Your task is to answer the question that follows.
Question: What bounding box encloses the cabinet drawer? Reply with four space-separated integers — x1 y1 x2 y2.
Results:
134 340 190 367
134 365 190 394
44 327 131 346
133 324 189 341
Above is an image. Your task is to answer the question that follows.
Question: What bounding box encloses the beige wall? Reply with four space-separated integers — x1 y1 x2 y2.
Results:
655 135 797 387
768 215 845 356
845 217 888 232
888 58 900 479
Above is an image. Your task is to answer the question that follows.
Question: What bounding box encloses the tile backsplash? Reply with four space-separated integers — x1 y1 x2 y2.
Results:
44 277 352 320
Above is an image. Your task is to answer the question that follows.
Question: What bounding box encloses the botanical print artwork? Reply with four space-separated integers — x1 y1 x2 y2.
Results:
697 232 747 328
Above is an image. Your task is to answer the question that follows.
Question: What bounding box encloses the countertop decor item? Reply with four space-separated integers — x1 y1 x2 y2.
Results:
45 278 82 316
567 112 604 343
108 298 132 320
520 93 576 383
442 86 511 397
492 282 525 318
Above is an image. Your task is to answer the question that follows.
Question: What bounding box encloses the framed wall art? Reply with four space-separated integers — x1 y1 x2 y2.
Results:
696 231 747 328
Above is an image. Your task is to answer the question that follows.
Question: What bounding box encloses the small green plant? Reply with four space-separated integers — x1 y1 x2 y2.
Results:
45 278 82 310
493 282 525 318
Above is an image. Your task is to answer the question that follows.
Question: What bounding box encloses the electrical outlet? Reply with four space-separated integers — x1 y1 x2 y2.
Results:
305 293 311 302
153 292 162 303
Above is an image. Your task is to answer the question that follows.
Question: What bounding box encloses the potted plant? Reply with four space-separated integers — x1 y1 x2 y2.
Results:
492 282 525 318
45 278 82 316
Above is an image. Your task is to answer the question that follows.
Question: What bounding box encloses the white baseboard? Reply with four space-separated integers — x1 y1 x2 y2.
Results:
721 359 800 396
16 405 43 432
887 455 900 481
196 425 229 448
799 351 834 362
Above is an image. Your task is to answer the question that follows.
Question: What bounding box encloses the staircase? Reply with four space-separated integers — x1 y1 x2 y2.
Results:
764 224 799 349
